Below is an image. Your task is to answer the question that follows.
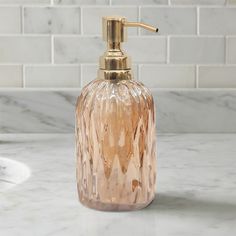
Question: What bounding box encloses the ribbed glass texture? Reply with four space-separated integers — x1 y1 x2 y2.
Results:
75 79 156 211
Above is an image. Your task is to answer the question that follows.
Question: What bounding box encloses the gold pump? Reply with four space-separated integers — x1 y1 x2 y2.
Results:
98 16 158 80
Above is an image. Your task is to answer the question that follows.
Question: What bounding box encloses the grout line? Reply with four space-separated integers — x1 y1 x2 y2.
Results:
2 87 236 91
0 33 53 37
165 5 236 8
1 62 233 66
0 34 226 38
23 63 82 67
0 4 233 8
0 4 49 7
3 62 236 66
15 5 93 8
197 7 200 35
138 6 141 36
166 36 170 64
195 65 199 88
77 5 204 8
51 35 54 64
145 35 225 38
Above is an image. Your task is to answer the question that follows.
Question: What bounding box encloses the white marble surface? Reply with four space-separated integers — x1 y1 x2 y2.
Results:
1 89 236 133
0 133 236 236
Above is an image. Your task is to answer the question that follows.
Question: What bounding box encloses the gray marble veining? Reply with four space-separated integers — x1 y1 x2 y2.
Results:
1 89 236 133
0 133 235 236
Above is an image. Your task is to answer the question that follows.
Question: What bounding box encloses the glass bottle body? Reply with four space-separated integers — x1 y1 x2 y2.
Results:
75 79 156 211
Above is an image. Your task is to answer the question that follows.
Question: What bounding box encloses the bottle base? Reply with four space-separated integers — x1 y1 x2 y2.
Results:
79 196 155 212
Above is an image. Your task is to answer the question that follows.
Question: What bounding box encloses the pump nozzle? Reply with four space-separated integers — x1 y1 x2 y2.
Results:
102 16 158 43
123 21 158 33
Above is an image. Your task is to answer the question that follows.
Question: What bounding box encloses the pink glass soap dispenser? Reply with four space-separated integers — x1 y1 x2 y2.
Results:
76 16 158 211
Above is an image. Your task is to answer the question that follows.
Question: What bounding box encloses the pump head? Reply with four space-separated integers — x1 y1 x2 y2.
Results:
98 16 158 80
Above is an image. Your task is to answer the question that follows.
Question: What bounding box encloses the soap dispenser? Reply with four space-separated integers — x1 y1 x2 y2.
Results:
76 16 158 211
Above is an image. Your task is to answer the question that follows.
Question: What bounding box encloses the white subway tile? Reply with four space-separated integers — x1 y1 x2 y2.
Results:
81 63 138 86
0 36 51 63
200 8 236 35
199 66 236 88
0 7 21 33
141 7 196 35
0 0 50 3
112 0 168 5
124 36 167 63
24 7 80 34
0 65 22 87
54 36 104 63
170 37 225 64
82 6 138 35
54 0 109 4
140 65 195 88
171 0 225 4
226 37 236 64
25 65 80 88
81 64 98 85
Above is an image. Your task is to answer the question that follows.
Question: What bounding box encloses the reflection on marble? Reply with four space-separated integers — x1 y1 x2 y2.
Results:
0 134 235 236
0 89 236 133
0 157 31 192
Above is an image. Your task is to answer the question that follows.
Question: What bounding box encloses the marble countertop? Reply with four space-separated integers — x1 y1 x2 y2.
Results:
0 134 236 236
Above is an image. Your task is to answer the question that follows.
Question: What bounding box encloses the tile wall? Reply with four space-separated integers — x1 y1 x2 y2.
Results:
0 0 235 89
